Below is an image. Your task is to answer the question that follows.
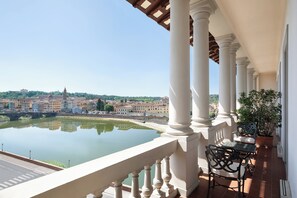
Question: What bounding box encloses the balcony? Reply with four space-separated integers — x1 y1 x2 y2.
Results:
0 0 295 197
0 120 287 198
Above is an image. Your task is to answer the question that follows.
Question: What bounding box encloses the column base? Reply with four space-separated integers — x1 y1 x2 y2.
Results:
230 112 238 122
217 112 231 118
230 111 237 116
191 117 212 127
166 123 193 136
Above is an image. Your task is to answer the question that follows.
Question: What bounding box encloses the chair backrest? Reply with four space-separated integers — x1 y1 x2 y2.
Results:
237 122 257 136
205 144 243 174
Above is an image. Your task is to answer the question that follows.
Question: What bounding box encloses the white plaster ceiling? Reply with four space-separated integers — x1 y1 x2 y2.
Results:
210 0 287 74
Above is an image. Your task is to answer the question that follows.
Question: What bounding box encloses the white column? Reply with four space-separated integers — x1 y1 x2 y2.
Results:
167 0 192 135
244 61 249 93
216 34 234 117
257 74 260 91
190 0 216 127
164 1 199 197
247 68 254 93
253 72 258 91
230 43 240 116
236 57 248 109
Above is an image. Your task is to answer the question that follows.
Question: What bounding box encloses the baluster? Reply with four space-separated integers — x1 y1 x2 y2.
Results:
113 178 125 198
152 159 165 198
93 193 102 198
91 189 104 198
162 156 177 197
130 171 141 198
142 165 153 198
215 131 218 144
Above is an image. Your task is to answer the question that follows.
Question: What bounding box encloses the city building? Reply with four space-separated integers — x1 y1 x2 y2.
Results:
132 101 169 116
8 101 15 111
0 102 4 111
72 107 82 114
49 99 62 112
115 105 133 115
32 102 41 113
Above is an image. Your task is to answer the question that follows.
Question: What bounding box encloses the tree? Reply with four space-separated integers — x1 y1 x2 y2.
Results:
96 99 105 111
104 104 114 113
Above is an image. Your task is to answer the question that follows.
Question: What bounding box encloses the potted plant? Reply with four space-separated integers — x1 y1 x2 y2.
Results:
237 89 282 147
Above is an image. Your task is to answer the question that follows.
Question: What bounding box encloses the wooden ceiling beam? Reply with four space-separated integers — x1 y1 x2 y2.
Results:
126 0 220 63
157 10 170 24
145 0 163 16
128 0 139 7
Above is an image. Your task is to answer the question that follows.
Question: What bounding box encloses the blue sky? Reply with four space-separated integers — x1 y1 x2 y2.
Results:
0 0 219 97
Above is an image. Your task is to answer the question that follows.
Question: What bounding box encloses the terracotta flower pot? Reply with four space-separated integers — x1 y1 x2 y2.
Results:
256 136 273 148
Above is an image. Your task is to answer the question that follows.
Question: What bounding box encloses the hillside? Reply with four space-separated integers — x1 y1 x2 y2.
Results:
0 91 161 102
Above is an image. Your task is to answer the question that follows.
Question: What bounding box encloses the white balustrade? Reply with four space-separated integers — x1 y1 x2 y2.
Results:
87 188 104 198
113 178 125 198
162 156 176 197
142 165 153 198
0 137 177 198
130 171 141 198
152 159 166 198
93 191 103 198
197 120 235 173
208 121 229 145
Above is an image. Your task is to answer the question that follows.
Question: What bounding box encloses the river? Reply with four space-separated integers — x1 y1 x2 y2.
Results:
0 117 160 167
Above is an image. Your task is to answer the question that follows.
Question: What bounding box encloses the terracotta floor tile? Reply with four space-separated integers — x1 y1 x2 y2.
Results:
188 146 286 198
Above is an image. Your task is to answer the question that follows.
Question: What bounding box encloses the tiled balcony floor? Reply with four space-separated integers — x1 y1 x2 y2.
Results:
189 146 286 198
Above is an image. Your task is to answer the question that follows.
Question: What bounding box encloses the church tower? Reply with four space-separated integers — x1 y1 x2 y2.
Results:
62 87 68 112
63 87 67 101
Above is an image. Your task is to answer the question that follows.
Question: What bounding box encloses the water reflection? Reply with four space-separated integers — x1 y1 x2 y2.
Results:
0 118 150 135
0 117 159 168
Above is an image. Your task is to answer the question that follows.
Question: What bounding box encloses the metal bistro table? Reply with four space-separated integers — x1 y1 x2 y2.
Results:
221 141 256 154
221 141 256 173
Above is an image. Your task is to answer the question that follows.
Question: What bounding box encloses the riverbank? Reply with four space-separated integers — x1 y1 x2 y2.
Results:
58 113 168 122
57 114 168 133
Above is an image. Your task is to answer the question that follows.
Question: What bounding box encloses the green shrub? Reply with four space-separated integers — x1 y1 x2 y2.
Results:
237 89 281 136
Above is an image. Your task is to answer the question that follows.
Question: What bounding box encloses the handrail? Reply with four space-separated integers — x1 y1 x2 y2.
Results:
0 137 178 198
209 120 228 133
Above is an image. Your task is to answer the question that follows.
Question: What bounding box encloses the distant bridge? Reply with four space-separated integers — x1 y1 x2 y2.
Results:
0 112 57 121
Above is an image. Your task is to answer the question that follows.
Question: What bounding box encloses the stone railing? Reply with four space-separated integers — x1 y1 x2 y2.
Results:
209 121 229 145
0 137 178 198
195 120 235 172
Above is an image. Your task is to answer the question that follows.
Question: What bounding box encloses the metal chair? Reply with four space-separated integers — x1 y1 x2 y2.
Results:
234 123 257 173
233 122 257 144
205 144 249 198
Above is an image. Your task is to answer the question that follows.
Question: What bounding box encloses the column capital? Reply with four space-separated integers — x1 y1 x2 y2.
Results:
246 60 250 67
230 43 241 54
247 67 255 74
190 0 217 20
215 34 235 48
236 57 248 66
